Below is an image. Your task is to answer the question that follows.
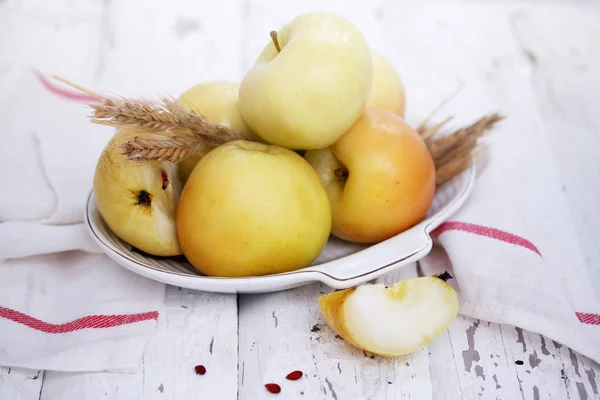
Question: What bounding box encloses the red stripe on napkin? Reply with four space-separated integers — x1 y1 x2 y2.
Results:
432 221 542 256
576 312 600 325
34 70 100 103
0 306 158 333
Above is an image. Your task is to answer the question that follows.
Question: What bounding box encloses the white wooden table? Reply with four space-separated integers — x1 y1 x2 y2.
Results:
1 0 599 398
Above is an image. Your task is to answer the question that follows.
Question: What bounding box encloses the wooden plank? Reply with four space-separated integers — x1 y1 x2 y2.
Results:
2 2 599 400
500 325 600 400
41 286 238 400
237 1 434 398
238 263 433 399
238 1 600 399
508 1 600 295
1 0 242 398
0 367 44 400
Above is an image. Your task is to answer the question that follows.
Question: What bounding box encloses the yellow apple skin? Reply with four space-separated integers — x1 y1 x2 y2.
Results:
93 129 183 256
319 276 459 357
176 140 332 277
176 81 258 182
366 50 406 117
305 108 435 243
238 11 373 150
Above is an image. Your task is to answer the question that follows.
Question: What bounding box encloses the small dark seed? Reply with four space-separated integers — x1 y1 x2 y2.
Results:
194 365 206 375
265 383 281 394
286 370 303 381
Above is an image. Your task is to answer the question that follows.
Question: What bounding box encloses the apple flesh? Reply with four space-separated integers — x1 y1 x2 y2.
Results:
176 140 332 277
176 81 257 182
366 50 406 117
318 275 459 357
238 11 373 150
93 129 183 256
304 108 435 243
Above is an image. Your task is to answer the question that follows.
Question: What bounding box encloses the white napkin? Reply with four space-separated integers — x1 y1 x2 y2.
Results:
420 113 600 363
0 68 166 372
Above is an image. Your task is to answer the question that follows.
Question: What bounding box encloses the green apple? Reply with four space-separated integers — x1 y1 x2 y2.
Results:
238 11 373 150
304 108 435 244
93 129 183 256
176 81 258 182
366 50 406 117
176 140 332 277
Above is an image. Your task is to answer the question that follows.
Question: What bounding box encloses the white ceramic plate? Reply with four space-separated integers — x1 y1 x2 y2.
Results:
86 165 475 294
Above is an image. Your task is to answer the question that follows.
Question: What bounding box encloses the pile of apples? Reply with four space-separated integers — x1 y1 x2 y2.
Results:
94 11 436 278
94 11 459 357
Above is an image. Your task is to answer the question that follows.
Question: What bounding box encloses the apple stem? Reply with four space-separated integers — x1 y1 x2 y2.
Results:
435 271 453 282
270 31 281 53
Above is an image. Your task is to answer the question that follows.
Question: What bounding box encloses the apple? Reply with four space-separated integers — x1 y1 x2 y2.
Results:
176 81 257 182
176 140 332 277
93 129 183 256
304 108 435 243
318 274 459 357
238 11 373 150
366 50 406 117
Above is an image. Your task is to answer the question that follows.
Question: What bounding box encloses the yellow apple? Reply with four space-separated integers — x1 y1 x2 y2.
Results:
238 11 373 150
176 81 257 182
366 50 406 117
318 274 459 357
176 140 332 277
93 129 183 256
304 108 435 243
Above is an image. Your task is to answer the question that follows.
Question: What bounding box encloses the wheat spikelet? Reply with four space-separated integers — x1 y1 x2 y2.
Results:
49 74 504 180
121 133 207 163
423 113 505 187
51 75 250 146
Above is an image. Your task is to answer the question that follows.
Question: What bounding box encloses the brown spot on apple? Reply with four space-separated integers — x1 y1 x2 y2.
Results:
136 190 153 207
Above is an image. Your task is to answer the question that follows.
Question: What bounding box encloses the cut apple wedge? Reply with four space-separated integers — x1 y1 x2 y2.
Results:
318 274 459 357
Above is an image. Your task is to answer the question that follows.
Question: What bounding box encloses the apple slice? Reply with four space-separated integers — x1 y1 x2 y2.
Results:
318 274 459 357
93 129 183 256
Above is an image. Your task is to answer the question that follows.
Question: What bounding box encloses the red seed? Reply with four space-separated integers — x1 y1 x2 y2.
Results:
286 370 303 381
265 383 281 394
194 365 206 375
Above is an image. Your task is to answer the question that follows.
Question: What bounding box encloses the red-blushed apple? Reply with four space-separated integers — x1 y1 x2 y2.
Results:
304 108 435 243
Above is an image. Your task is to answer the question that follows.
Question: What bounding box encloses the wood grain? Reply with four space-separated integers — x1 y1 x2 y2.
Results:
1 0 599 399
38 286 238 400
0 367 44 400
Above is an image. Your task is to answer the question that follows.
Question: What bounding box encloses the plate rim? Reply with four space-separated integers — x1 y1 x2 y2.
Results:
86 164 475 292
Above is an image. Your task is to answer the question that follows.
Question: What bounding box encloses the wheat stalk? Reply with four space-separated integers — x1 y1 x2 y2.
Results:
50 74 504 182
50 75 250 147
423 113 505 186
